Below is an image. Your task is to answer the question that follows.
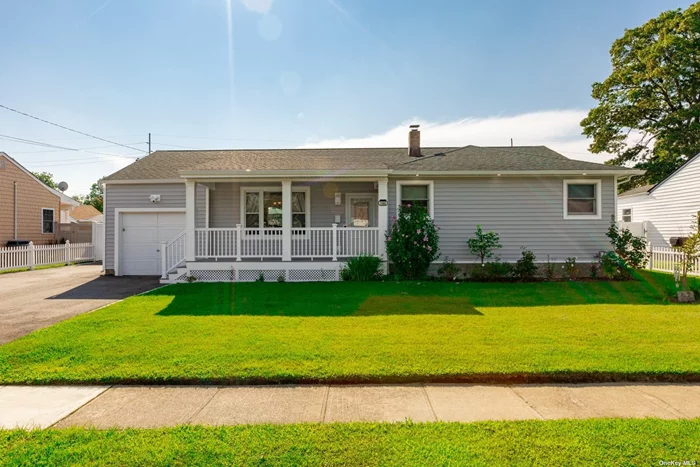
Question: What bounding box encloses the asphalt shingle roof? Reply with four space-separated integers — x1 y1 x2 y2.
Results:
619 184 655 197
104 146 636 181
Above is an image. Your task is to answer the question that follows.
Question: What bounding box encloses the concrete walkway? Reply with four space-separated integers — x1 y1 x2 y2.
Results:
1 384 699 429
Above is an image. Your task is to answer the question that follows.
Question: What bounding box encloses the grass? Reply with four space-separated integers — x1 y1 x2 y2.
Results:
1 419 699 466
0 262 72 275
0 271 698 385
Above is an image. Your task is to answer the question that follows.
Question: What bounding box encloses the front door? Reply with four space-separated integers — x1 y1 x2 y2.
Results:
346 195 377 227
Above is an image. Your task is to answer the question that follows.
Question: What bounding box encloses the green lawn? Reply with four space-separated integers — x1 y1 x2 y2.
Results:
2 419 699 466
0 272 698 384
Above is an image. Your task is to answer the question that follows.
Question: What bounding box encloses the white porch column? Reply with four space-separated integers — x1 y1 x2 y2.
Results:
377 178 389 264
282 180 292 261
185 180 196 262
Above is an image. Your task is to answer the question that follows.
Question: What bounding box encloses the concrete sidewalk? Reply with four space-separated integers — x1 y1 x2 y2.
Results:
1 383 699 429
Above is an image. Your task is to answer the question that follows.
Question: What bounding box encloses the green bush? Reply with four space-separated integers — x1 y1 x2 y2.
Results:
467 226 502 264
600 251 630 280
545 255 556 281
340 255 382 281
564 257 579 280
385 205 440 280
607 216 648 269
437 256 460 281
514 248 537 281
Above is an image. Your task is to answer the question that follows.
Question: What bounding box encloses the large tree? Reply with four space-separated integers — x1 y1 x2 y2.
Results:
31 171 58 189
84 181 104 213
581 2 700 192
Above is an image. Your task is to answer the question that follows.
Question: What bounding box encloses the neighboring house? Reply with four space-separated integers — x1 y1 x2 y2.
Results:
101 126 641 281
0 152 79 246
65 204 104 223
617 152 700 247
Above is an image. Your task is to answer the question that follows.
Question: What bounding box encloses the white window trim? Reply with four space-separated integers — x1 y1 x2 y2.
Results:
239 186 311 231
563 179 602 220
41 208 55 234
622 207 633 223
396 180 434 218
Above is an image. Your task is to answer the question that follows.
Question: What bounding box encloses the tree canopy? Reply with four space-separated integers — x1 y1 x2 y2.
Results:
31 171 58 189
581 2 700 192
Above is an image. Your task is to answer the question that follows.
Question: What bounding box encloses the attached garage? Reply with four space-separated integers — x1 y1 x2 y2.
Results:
118 211 185 276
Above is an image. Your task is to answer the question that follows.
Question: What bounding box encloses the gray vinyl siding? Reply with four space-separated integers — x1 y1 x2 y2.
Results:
104 183 186 271
306 182 376 226
195 184 207 228
388 176 615 263
208 181 376 228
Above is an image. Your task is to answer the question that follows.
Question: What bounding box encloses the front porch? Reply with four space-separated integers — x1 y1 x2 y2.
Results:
161 178 390 282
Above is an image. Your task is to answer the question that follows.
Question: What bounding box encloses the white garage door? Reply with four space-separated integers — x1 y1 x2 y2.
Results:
120 212 185 276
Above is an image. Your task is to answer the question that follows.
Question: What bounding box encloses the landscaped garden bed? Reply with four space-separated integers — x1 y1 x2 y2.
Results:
0 271 698 385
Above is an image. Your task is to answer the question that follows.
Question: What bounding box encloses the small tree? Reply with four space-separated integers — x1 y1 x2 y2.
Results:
606 216 648 269
676 220 700 291
385 205 440 280
467 225 502 265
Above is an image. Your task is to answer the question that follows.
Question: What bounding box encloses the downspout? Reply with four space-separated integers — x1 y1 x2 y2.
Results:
13 181 17 240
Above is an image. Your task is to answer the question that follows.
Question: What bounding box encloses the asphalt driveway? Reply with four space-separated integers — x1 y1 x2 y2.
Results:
0 264 161 344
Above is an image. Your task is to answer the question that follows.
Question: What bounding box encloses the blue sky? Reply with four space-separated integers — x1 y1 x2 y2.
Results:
0 0 692 195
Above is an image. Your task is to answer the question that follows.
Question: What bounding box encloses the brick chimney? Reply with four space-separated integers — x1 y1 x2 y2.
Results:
408 124 421 157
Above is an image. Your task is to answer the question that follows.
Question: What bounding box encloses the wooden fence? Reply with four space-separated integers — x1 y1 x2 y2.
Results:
0 242 95 272
649 245 700 276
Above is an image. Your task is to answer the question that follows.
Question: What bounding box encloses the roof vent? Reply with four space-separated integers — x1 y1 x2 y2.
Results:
408 125 421 157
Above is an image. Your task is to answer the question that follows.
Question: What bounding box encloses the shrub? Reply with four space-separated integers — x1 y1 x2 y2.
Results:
514 248 537 281
485 259 513 280
606 216 648 269
467 226 502 265
341 255 382 281
256 273 265 282
437 256 460 281
385 205 440 280
600 251 631 280
564 257 579 280
277 274 286 283
545 255 556 281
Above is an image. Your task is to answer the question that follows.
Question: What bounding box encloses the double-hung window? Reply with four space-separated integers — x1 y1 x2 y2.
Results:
42 208 55 234
622 208 632 223
563 180 601 219
242 187 310 230
397 181 434 216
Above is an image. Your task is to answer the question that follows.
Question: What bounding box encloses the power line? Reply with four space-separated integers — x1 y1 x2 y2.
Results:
0 133 138 160
22 158 136 167
0 104 147 153
12 142 146 154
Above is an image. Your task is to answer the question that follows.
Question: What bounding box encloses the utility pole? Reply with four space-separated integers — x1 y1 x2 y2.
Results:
148 133 152 154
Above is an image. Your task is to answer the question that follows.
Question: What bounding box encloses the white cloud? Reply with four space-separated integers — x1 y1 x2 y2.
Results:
242 0 272 14
300 109 612 164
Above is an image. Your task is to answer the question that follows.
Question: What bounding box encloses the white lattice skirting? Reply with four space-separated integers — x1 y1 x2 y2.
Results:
173 262 342 283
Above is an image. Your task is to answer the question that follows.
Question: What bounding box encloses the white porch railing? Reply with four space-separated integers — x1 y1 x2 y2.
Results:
0 241 95 272
649 245 700 276
161 231 187 278
194 225 381 260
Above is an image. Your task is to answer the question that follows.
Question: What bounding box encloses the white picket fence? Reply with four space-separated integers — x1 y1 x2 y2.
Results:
0 241 95 273
649 245 700 276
